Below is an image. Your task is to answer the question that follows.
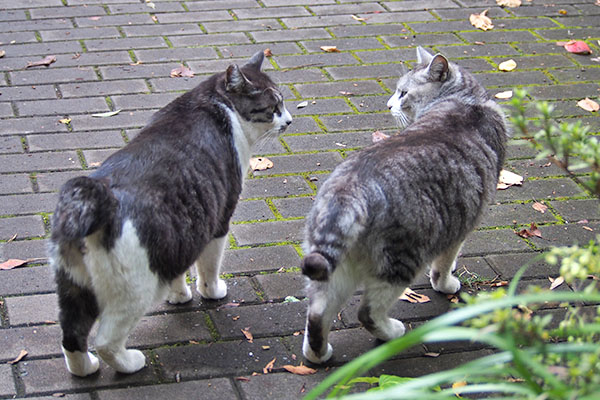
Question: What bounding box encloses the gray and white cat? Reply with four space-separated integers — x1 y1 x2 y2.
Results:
49 51 292 376
301 47 507 363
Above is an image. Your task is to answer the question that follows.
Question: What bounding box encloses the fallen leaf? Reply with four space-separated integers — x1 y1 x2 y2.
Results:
262 345 271 350
235 376 251 382
91 110 121 118
0 50 5 58
221 302 240 308
372 130 390 143
498 59 517 72
52 393 66 398
146 1 155 9
296 101 309 109
339 91 354 96
469 9 494 31
583 226 594 232
549 276 564 290
88 16 101 21
0 258 45 270
263 48 273 57
492 280 509 287
8 350 28 365
497 169 523 189
496 0 521 7
351 15 366 22
58 118 71 124
562 40 592 55
558 9 567 15
447 294 460 303
577 98 599 112
532 202 548 213
249 157 273 171
591 57 600 63
399 288 431 304
424 352 440 357
241 327 253 343
6 233 17 244
452 381 468 392
283 364 317 375
232 315 240 321
170 64 194 78
516 222 542 239
320 46 340 53
293 331 302 336
26 55 56 68
263 357 276 374
283 295 300 303
494 90 513 99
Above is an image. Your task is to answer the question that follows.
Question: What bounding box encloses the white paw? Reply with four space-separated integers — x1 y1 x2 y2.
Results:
197 278 227 300
302 335 333 364
167 284 193 304
62 347 100 377
104 349 146 374
372 318 406 342
432 274 461 294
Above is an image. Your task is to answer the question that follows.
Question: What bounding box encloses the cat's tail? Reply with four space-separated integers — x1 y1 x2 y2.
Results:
51 176 118 242
301 194 367 281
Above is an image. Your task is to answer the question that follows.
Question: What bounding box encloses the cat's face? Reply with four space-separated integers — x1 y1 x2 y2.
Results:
387 47 450 128
225 52 292 135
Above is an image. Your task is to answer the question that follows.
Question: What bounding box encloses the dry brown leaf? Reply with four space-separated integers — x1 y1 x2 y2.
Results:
283 364 318 375
497 169 523 189
263 48 273 57
549 276 565 290
494 90 513 100
320 45 340 53
235 376 251 382
399 288 431 304
452 381 468 392
561 40 592 55
249 157 273 171
372 130 390 143
532 201 548 213
351 15 366 22
8 350 28 365
577 98 599 112
469 9 493 31
262 345 270 350
0 258 45 270
424 352 440 358
26 55 56 68
498 59 517 71
583 226 594 232
516 222 542 239
241 327 253 343
170 64 194 78
447 294 460 303
263 357 276 374
496 0 521 7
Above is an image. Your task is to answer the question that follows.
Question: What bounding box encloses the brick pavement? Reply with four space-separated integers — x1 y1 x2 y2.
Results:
0 0 599 398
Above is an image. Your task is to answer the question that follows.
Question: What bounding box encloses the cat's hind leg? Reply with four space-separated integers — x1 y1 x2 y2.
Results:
430 241 462 294
303 266 357 364
55 268 100 377
358 279 406 341
195 235 228 299
167 273 193 304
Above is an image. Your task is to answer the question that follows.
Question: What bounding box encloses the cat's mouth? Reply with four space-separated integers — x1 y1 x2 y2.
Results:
392 111 411 129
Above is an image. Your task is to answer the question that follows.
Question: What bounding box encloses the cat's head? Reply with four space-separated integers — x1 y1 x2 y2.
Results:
223 51 292 135
387 47 454 128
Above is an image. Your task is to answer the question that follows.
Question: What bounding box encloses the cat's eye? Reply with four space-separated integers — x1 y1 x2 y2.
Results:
399 90 407 98
251 106 274 114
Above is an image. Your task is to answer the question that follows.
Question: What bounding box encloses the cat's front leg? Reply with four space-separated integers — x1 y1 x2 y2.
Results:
430 242 463 295
195 235 228 299
167 273 193 304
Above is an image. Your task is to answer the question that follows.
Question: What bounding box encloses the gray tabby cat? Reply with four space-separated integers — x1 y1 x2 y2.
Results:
300 47 507 363
49 51 292 376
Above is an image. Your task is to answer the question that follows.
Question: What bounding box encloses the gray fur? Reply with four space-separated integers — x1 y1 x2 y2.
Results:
301 47 508 364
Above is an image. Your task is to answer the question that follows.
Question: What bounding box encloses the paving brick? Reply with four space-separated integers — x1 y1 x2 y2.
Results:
29 5 106 19
0 173 32 194
210 301 306 339
528 83 600 101
11 67 98 86
0 264 55 297
0 237 49 260
97 380 238 400
274 53 359 70
0 85 57 101
19 357 159 396
40 27 121 42
0 9 26 21
294 80 384 99
326 64 406 80
408 20 476 33
0 102 14 117
0 41 82 58
511 4 579 17
0 31 37 45
36 170 89 193
231 199 275 222
462 228 532 256
269 68 329 84
529 222 599 251
241 175 313 199
438 43 520 59
252 152 344 176
0 19 73 33
382 0 459 11
70 110 155 132
283 116 323 134
17 97 110 117
283 131 373 152
550 199 600 223
381 33 461 48
0 364 16 398
0 135 23 154
480 202 559 228
238 369 332 400
0 192 58 216
289 98 353 116
255 271 306 301
250 28 332 43
459 30 539 44
493 55 577 70
320 113 396 132
122 23 205 37
27 131 126 152
83 149 119 168
231 219 305 247
271 196 314 219
134 47 218 63
155 10 232 24
74 13 155 27
128 311 213 348
111 92 178 111
169 32 251 47
475 70 551 88
221 245 301 275
155 337 292 380
0 324 61 361
5 293 58 326
0 152 80 174
85 36 168 52
551 68 600 84
60 79 149 98
219 43 302 59
54 51 134 68
108 2 185 14
311 3 386 15
0 215 45 240
486 252 560 280
537 27 600 41
99 63 176 80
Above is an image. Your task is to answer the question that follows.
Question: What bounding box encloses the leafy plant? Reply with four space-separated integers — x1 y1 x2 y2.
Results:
304 91 600 399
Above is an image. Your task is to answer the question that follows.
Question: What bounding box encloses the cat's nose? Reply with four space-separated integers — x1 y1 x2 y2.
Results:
388 105 393 109
286 119 292 125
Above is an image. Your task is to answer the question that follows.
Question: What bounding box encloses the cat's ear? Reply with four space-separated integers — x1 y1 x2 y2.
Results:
426 54 449 82
225 64 251 92
416 46 434 65
243 51 265 71
399 62 409 76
